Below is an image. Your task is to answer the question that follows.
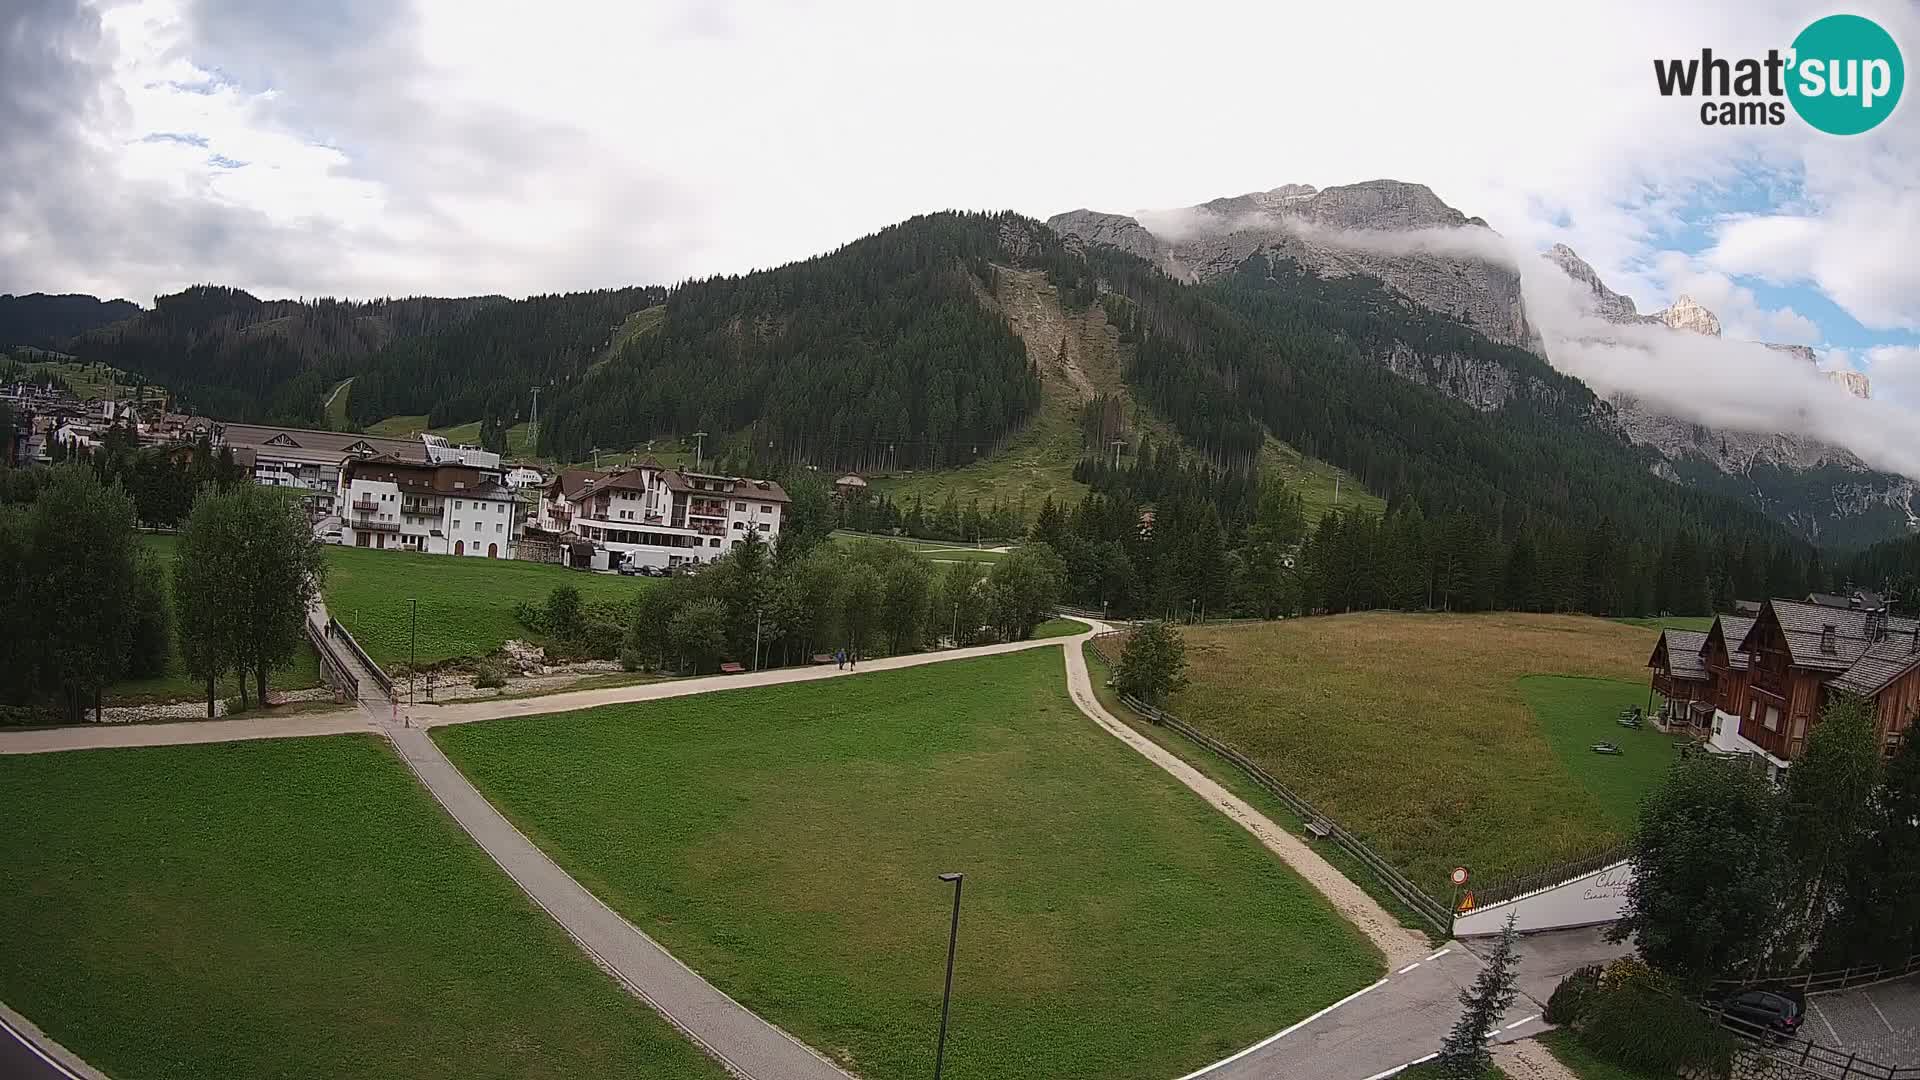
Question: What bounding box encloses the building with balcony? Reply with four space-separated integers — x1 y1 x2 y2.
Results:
339 455 520 557
1656 595 1920 778
537 462 788 569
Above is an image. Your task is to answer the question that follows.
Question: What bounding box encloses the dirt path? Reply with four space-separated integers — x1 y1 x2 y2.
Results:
1493 1038 1582 1080
1058 639 1431 968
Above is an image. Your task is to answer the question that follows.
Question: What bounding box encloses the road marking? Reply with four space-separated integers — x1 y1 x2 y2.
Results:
1427 947 1452 961
1396 962 1422 974
1865 990 1896 1033
1504 1014 1540 1030
1360 1051 1438 1080
0 1013 84 1080
1810 998 1844 1046
1173 978 1391 1079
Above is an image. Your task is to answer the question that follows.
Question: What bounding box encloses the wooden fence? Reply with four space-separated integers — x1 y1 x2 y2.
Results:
1712 1004 1920 1079
305 618 359 702
1712 949 1920 998
325 617 392 700
1088 633 1455 934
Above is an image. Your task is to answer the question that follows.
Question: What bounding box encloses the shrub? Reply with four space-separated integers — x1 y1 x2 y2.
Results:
618 646 646 673
513 599 547 634
1544 964 1602 1025
223 694 251 716
1579 980 1733 1078
473 663 507 690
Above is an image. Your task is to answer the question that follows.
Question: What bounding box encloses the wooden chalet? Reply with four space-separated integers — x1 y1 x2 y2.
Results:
1647 628 1711 728
1734 598 1920 763
1699 615 1756 732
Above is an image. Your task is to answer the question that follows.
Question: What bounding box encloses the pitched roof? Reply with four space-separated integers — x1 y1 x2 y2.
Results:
1708 615 1756 670
217 422 427 462
1739 599 1919 673
1651 629 1710 680
1830 635 1920 696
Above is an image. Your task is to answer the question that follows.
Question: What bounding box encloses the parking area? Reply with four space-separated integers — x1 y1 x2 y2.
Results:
1804 978 1920 1067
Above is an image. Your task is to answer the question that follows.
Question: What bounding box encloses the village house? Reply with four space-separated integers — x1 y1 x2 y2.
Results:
1654 594 1920 777
338 454 521 557
535 462 787 569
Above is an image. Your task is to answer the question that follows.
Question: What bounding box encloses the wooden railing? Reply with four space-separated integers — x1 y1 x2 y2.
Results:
1088 632 1454 934
325 616 392 700
1712 949 1920 998
305 618 359 702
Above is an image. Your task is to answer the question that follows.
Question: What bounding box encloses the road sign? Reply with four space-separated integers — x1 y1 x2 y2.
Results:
1450 867 1470 886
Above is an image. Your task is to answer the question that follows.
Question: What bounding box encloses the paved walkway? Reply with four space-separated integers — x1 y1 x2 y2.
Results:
384 722 853 1080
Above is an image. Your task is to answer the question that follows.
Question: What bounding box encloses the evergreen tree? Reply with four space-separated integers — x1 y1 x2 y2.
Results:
1438 913 1520 1079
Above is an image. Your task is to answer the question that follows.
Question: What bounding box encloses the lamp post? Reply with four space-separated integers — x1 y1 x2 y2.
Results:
934 872 964 1080
408 597 417 706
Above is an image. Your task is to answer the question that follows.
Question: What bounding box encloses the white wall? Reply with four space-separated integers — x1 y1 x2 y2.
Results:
1453 860 1633 936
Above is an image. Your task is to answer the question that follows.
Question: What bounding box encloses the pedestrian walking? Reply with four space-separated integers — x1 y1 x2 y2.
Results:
836 648 845 670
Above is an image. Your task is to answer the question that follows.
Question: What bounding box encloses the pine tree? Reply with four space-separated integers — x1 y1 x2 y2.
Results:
1438 913 1520 1078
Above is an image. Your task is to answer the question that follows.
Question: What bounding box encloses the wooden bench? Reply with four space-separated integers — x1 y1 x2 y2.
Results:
719 662 746 674
1306 819 1333 840
812 653 835 665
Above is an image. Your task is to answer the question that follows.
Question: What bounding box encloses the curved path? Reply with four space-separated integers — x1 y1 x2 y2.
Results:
2 620 1586 1080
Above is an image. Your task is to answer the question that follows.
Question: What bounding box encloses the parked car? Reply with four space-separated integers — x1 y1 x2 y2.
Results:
320 529 344 545
1719 988 1804 1039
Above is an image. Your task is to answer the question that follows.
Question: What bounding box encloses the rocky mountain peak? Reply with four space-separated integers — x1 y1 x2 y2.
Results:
1654 294 1722 337
1544 244 1647 322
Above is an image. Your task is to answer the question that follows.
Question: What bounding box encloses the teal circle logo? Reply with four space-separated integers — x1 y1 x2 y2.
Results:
1788 14 1904 135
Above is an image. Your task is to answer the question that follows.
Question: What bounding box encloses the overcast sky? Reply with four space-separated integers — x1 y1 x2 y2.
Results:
3 0 1917 408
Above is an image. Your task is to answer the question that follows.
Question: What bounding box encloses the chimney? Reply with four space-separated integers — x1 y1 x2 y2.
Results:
1866 609 1888 642
1820 625 1838 655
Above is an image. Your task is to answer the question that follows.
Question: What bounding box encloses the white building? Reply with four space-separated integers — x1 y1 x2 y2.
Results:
538 462 788 568
213 423 433 516
339 455 522 557
504 466 546 489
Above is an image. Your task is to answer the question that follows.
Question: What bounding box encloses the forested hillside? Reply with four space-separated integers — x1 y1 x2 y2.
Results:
0 293 141 350
346 287 664 432
1845 533 1920 608
70 287 499 424
538 213 1043 467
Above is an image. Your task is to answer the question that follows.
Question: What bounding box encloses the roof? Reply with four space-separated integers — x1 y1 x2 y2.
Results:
217 422 426 463
1651 629 1710 681
344 455 513 499
1707 615 1756 671
1738 599 1920 674
674 470 790 503
1829 630 1920 696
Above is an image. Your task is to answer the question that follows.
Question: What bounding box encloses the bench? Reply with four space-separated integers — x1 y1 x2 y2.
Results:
1306 819 1332 839
812 653 835 665
719 662 746 674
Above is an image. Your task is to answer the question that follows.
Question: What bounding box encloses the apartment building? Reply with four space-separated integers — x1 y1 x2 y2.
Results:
537 462 787 568
339 455 521 557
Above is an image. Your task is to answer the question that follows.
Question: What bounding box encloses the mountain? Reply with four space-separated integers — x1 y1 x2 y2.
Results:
1049 180 1533 351
68 286 503 425
1544 245 1914 547
0 293 141 350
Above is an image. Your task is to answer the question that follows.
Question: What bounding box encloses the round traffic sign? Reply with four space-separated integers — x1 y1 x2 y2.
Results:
1450 867 1470 886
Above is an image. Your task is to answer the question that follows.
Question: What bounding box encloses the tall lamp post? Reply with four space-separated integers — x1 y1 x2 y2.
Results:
934 872 964 1080
407 597 417 706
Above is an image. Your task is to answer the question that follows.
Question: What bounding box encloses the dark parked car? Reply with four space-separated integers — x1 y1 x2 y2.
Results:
1720 988 1804 1039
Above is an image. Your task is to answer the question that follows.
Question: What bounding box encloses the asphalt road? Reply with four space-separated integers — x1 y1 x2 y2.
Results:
0 1011 86 1080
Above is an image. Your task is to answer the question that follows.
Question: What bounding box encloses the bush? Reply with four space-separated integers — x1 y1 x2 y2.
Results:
1545 964 1602 1025
512 598 546 634
618 646 646 673
1579 980 1733 1078
223 694 251 716
473 663 507 690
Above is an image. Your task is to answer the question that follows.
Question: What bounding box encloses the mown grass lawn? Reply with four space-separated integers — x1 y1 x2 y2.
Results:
436 649 1384 1080
1522 675 1683 833
1166 613 1664 894
321 545 651 667
1612 615 1715 632
0 736 726 1080
1538 1029 1665 1080
1032 616 1088 638
112 533 321 705
828 530 1016 560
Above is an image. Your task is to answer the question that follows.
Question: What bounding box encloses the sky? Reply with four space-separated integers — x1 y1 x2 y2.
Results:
2 0 1917 419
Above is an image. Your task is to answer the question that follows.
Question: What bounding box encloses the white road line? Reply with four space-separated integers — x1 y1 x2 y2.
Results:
1360 1051 1438 1080
1173 978 1391 1080
1426 947 1452 961
0 1014 84 1080
1810 998 1844 1046
1396 962 1422 974
1504 1014 1540 1030
1865 990 1897 1034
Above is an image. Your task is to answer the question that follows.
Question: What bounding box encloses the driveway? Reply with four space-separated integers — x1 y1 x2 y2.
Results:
1802 978 1920 1067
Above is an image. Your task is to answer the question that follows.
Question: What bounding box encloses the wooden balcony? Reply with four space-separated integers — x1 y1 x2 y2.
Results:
351 516 400 533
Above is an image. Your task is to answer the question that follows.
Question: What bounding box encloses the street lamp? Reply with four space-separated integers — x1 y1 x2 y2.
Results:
934 872 964 1080
408 597 417 706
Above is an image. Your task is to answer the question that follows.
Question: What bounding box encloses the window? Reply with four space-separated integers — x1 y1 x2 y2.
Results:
758 522 770 531
735 502 746 511
455 500 463 509
495 523 503 533
1763 706 1781 733
709 537 720 547
761 503 772 512
453 520 462 530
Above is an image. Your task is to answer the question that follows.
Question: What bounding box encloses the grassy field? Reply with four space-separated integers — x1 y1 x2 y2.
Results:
1523 675 1680 833
437 649 1383 1080
1259 436 1382 524
0 736 725 1080
321 546 652 667
112 533 321 705
1082 642 1440 939
364 413 431 437
829 530 1014 561
323 377 353 428
1165 613 1667 894
1612 616 1715 632
1033 617 1089 638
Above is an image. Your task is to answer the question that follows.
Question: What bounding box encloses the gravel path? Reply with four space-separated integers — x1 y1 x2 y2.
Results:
1060 639 1431 968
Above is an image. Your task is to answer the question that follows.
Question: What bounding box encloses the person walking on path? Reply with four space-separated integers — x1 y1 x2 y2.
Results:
835 648 846 670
